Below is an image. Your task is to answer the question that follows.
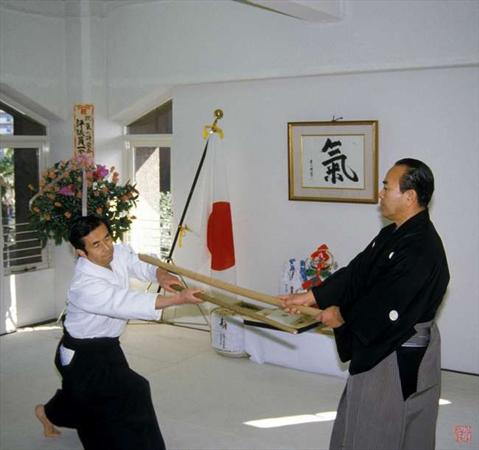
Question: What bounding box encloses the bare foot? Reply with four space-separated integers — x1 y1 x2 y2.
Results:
35 404 61 437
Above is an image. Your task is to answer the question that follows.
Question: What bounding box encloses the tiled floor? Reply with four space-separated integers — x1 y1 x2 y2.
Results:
0 322 477 450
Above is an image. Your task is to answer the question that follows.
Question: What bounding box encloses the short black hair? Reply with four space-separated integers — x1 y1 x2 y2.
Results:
68 215 111 251
395 158 434 207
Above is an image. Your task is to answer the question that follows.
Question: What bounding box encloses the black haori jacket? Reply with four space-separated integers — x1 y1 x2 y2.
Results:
312 209 450 375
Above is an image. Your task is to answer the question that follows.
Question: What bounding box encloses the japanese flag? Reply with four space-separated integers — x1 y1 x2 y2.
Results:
206 134 236 276
175 132 237 288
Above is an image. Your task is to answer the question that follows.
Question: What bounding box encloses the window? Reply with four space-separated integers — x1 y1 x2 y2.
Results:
0 101 46 136
124 101 172 259
126 100 172 135
0 101 49 273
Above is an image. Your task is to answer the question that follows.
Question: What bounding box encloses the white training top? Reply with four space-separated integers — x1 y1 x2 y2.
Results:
64 243 160 339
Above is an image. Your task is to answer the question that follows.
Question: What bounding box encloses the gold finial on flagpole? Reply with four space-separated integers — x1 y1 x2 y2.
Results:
212 109 223 126
203 109 224 139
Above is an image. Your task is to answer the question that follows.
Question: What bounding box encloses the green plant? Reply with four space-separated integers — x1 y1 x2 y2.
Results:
159 191 172 258
29 155 138 246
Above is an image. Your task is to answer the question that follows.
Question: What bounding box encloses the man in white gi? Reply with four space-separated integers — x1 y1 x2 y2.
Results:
35 215 202 450
282 158 449 450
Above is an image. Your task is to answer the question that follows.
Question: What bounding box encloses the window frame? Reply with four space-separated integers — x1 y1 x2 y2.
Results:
123 134 172 253
123 134 172 183
0 134 51 275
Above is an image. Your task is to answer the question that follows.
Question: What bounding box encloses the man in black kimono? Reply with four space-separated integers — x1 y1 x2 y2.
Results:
282 158 449 450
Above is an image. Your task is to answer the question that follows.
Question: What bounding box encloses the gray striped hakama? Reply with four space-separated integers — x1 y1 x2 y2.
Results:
330 322 441 450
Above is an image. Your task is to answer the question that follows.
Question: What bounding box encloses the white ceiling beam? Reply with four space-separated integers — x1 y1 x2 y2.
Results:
247 0 344 22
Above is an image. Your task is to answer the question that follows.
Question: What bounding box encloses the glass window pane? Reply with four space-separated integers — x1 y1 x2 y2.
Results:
1 147 44 270
0 110 14 135
126 100 172 134
0 102 46 136
130 146 172 258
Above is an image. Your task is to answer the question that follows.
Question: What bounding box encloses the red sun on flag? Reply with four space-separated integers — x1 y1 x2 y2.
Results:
207 201 235 271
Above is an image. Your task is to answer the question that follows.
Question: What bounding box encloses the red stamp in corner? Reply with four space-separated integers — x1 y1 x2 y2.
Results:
454 425 472 444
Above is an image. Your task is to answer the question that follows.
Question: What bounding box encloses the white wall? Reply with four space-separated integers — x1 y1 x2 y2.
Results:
0 5 67 119
106 0 478 120
171 66 479 374
2 269 56 328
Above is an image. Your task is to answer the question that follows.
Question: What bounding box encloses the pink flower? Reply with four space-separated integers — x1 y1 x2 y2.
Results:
93 164 109 180
75 154 94 168
58 184 76 196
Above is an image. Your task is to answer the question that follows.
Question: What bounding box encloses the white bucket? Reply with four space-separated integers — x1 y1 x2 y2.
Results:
210 307 248 358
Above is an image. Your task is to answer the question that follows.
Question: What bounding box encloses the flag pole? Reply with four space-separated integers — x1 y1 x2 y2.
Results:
165 109 223 265
153 110 224 331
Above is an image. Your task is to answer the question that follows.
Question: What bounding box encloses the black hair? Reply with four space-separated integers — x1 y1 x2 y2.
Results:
68 215 111 251
394 158 434 207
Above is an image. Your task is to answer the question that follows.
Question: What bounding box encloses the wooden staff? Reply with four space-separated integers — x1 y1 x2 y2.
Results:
169 285 298 334
139 254 321 318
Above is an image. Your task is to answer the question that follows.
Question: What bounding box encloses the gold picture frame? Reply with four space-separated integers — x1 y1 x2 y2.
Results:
288 121 378 203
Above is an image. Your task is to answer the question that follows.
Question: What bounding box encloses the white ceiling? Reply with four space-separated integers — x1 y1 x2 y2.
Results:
0 0 344 22
0 0 156 18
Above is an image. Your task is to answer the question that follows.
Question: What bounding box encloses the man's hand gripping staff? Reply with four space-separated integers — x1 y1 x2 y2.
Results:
280 291 345 329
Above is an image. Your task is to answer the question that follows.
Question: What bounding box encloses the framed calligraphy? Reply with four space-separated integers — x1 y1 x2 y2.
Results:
73 104 95 158
288 121 378 203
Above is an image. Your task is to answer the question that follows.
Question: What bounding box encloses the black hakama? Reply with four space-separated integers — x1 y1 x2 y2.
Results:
45 329 165 450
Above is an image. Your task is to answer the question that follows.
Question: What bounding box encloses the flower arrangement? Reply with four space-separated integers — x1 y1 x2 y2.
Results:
29 155 138 246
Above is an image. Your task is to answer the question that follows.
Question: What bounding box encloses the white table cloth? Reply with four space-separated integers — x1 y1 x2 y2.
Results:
244 325 349 378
